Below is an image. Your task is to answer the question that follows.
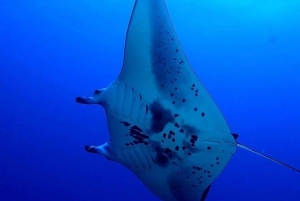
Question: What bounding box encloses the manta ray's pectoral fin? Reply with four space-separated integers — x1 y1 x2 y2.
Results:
85 142 115 161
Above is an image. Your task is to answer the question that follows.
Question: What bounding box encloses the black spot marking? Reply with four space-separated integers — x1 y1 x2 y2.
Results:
175 146 179 151
201 112 205 117
191 135 198 141
120 121 130 127
194 108 198 111
207 146 211 150
169 130 175 135
130 129 147 139
131 125 143 132
126 125 149 146
193 166 202 171
153 144 170 167
149 101 175 133
156 153 169 167
132 136 144 142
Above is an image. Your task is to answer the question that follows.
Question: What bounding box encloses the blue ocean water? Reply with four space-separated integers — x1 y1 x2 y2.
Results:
1 0 300 200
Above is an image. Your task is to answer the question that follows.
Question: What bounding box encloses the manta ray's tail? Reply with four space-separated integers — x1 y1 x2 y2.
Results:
237 142 300 173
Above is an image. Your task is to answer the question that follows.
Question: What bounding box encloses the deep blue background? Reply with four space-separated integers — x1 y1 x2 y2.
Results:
1 0 300 200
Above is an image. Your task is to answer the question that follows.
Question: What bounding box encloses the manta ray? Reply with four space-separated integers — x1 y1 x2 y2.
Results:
76 0 300 200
